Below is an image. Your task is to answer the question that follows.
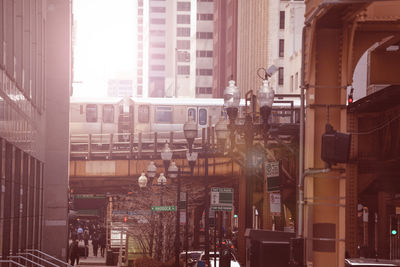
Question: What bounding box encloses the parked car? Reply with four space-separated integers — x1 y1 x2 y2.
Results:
180 251 204 266
194 251 240 267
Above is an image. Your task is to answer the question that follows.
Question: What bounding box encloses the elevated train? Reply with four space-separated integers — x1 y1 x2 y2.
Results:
69 95 300 150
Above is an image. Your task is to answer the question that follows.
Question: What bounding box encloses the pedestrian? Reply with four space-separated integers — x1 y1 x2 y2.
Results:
99 231 106 257
69 239 80 266
83 228 89 257
77 225 83 241
92 232 99 256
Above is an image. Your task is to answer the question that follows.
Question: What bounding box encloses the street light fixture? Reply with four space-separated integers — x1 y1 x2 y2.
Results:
223 78 275 230
138 172 148 188
161 142 173 174
183 115 198 153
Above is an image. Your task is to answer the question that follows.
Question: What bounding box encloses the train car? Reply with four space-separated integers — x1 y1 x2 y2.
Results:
130 97 226 138
69 95 300 149
70 97 128 144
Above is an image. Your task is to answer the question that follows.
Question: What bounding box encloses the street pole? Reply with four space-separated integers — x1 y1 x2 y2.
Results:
175 169 181 267
204 127 210 262
158 185 164 261
175 48 178 98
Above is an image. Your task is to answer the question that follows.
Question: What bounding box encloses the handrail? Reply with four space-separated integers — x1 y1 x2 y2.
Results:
25 249 73 267
8 256 45 267
17 253 59 267
0 259 26 267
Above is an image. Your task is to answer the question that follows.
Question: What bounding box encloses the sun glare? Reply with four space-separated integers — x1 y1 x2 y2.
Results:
73 0 135 97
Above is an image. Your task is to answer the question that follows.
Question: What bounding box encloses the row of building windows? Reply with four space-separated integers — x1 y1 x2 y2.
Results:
196 32 213 39
151 6 166 13
196 69 212 76
196 87 212 94
178 65 190 75
177 14 190 24
151 53 165 59
151 42 165 48
151 65 165 71
177 2 191 11
151 18 165 24
197 14 213 20
177 27 190 37
150 30 165 36
196 50 213 57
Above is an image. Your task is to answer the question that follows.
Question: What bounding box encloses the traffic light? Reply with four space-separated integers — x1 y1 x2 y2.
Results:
348 87 354 104
321 124 351 166
124 216 127 222
391 229 397 236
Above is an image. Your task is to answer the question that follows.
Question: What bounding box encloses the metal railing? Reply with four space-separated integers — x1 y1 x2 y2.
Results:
8 256 45 267
24 250 72 267
0 260 26 267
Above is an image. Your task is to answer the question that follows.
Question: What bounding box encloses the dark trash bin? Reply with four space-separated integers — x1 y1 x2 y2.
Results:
106 250 114 266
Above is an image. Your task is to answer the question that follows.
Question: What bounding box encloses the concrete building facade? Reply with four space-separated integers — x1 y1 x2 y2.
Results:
135 0 214 98
0 0 71 260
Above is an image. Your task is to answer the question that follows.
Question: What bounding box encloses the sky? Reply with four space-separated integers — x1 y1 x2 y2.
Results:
73 0 135 97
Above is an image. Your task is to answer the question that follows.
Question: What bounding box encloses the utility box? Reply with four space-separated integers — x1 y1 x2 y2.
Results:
245 229 295 267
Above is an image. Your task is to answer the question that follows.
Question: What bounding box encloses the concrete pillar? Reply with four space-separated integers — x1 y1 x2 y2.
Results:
304 28 346 267
42 0 71 259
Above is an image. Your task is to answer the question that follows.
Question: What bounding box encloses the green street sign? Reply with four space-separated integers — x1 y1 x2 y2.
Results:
211 206 233 211
151 206 177 212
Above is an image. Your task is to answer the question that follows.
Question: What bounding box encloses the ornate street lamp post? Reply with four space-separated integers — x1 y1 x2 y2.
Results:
223 79 275 229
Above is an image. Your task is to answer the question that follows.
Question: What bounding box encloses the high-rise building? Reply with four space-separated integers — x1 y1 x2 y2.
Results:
236 0 304 98
213 0 238 98
135 0 214 98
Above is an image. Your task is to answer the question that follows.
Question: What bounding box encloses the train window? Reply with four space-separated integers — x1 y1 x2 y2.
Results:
155 106 172 123
138 105 149 123
103 105 114 123
188 108 196 122
86 104 98 122
199 108 207 125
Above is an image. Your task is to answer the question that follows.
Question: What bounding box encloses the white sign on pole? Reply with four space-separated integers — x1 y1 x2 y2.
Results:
266 161 280 178
180 211 186 225
270 192 281 216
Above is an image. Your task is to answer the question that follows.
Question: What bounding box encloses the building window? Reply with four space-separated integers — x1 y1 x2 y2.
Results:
196 87 212 94
137 86 143 96
279 39 284 57
177 40 190 49
295 72 299 91
278 67 284 85
197 14 213 20
177 2 191 11
177 15 191 24
178 65 190 75
86 104 98 122
196 32 213 39
151 65 165 71
151 7 165 12
188 108 197 122
196 50 213 57
280 11 285 29
138 105 149 123
155 106 172 123
103 105 114 123
196 69 213 76
199 108 207 125
177 27 191 37
177 51 190 62
138 8 143 15
290 75 294 92
151 18 165 24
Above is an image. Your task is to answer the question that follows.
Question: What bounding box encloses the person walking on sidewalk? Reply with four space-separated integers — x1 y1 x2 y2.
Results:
92 232 99 256
69 239 80 266
99 231 106 257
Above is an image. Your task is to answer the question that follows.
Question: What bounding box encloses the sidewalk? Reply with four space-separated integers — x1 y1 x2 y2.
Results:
76 241 113 267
